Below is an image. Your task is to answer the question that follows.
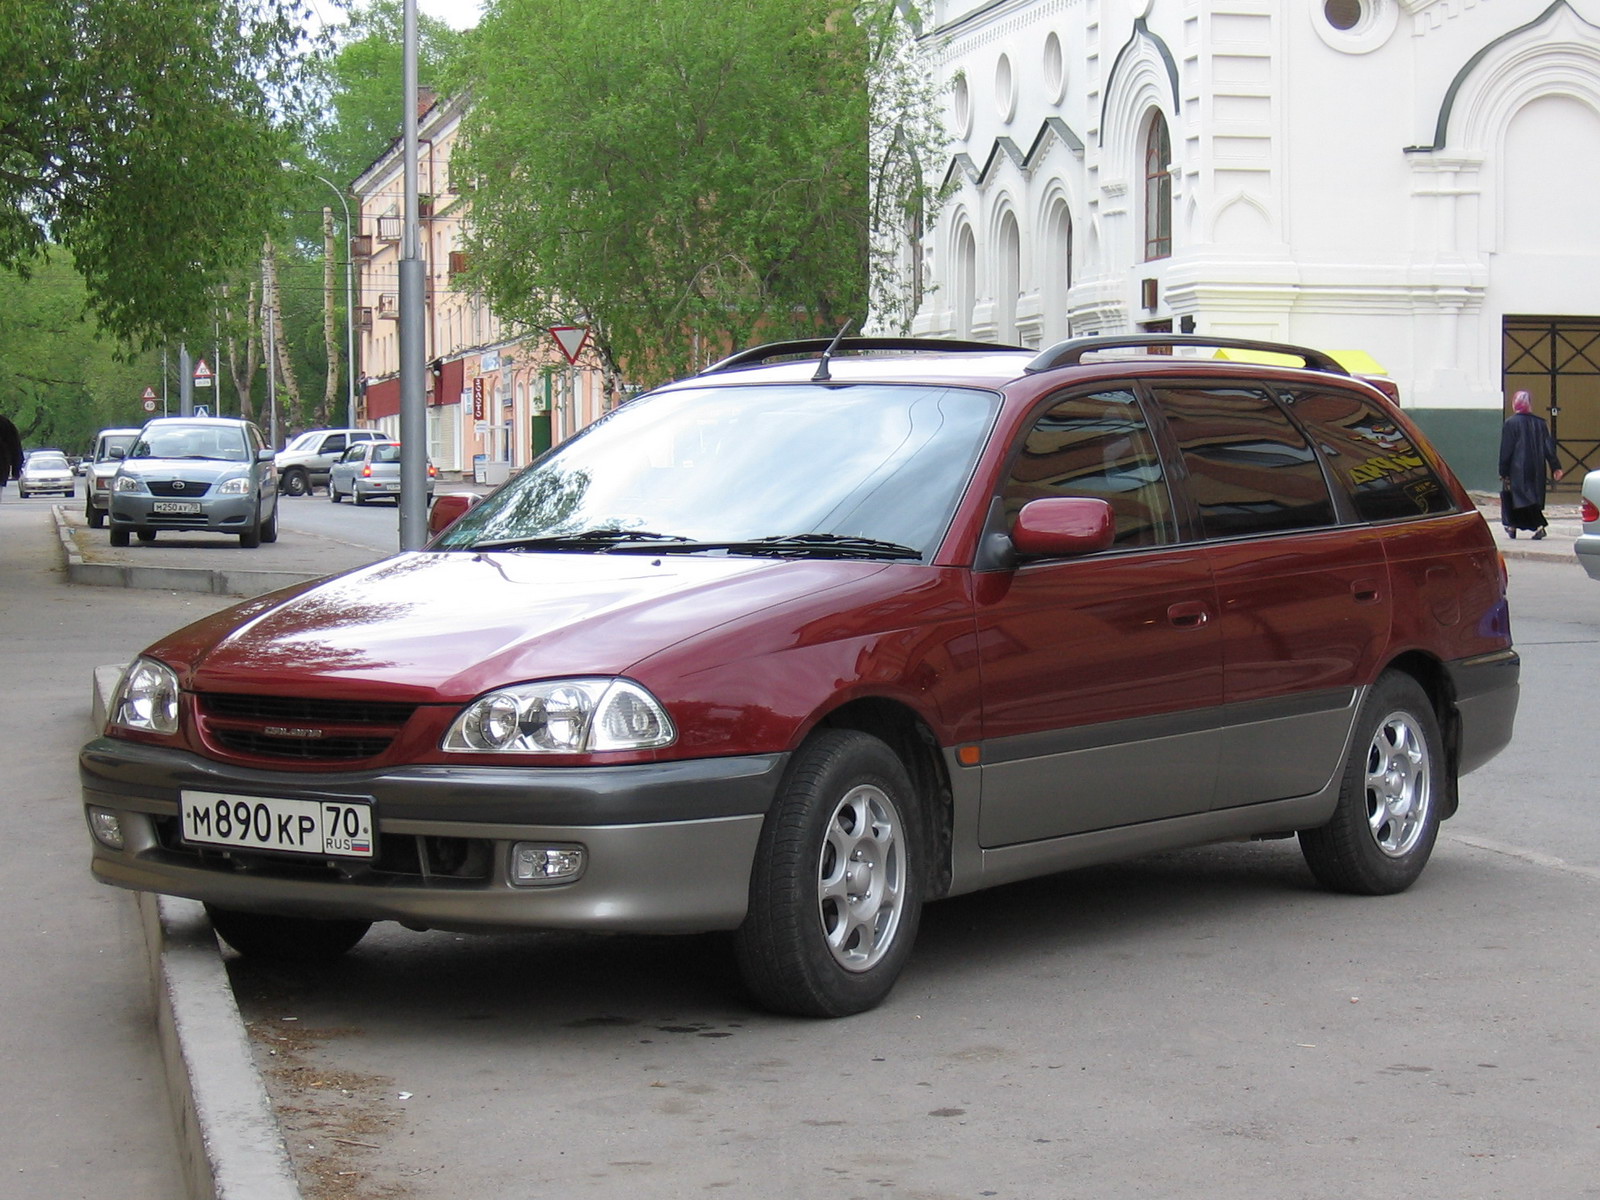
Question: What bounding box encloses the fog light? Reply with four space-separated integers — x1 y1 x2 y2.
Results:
510 842 585 886
88 807 126 850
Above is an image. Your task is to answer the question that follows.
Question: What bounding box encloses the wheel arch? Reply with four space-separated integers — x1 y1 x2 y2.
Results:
1378 650 1460 819
814 697 955 899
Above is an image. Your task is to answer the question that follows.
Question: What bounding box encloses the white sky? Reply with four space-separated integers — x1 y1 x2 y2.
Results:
418 0 482 30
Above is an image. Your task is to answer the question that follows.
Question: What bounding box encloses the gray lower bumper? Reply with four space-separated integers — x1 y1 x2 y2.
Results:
81 739 786 934
1576 533 1600 581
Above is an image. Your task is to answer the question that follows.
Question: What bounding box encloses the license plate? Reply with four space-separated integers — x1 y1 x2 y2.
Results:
153 501 201 514
180 790 374 858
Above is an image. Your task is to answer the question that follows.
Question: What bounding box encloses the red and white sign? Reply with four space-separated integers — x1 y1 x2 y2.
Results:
549 326 590 365
142 387 158 413
143 399 157 412
472 377 485 421
193 358 213 389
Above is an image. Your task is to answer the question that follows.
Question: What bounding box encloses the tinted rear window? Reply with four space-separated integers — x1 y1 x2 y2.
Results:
1154 386 1336 539
1284 389 1455 521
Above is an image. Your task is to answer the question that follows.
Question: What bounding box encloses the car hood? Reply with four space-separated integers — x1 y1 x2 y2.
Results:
160 550 888 703
119 457 250 483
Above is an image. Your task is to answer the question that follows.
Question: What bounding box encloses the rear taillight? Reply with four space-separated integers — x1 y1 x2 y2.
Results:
428 464 437 478
1583 498 1598 523
361 464 372 477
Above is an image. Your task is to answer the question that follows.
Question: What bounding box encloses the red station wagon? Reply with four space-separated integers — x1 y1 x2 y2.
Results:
81 335 1520 1017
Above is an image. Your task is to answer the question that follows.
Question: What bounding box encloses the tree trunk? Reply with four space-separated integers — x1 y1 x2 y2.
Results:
262 239 304 431
222 280 260 423
318 206 339 428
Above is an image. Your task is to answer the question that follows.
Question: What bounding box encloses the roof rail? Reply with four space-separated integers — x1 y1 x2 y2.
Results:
700 336 1028 375
1025 334 1349 376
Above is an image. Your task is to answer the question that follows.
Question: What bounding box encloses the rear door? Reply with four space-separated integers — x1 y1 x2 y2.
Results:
1151 383 1391 809
974 387 1223 846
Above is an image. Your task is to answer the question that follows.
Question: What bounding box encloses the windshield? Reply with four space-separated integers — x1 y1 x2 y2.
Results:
97 435 136 460
131 423 249 462
29 454 68 470
437 383 1000 559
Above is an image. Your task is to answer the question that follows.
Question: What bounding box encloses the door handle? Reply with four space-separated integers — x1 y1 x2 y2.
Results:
1351 579 1382 604
1167 601 1210 628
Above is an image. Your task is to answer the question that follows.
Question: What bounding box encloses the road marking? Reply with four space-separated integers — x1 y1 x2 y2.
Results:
1445 833 1600 882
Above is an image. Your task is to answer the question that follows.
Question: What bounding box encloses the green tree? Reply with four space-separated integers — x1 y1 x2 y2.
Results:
455 0 886 387
0 0 316 349
0 255 161 453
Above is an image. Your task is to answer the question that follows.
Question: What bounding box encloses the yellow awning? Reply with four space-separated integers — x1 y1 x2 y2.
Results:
1212 347 1387 375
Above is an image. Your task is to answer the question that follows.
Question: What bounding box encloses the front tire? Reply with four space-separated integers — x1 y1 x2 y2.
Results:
260 504 278 543
735 730 925 1018
205 905 371 962
108 525 130 547
135 529 156 543
1299 672 1443 895
239 511 261 548
86 496 104 528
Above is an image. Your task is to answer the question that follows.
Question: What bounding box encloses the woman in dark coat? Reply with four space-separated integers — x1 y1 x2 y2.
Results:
1498 390 1563 539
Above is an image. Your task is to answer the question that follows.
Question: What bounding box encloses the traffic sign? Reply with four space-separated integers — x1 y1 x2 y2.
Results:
194 358 213 388
143 399 156 413
549 326 590 365
193 404 211 418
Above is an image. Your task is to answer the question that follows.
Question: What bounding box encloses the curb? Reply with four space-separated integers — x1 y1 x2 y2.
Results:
92 666 303 1200
56 506 318 597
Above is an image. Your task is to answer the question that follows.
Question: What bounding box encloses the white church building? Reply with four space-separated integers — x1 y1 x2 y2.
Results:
903 0 1600 488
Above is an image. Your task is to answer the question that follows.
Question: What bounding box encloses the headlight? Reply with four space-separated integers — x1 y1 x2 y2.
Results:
110 658 181 735
443 678 675 754
216 477 251 495
113 475 147 493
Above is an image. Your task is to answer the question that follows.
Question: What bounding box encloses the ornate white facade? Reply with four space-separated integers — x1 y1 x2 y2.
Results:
904 0 1600 485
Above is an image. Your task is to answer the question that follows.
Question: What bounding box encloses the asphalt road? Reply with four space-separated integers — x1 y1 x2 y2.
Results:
219 558 1600 1199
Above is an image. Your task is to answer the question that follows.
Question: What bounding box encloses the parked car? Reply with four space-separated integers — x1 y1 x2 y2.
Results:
327 439 437 505
81 335 1519 1017
107 416 278 548
275 427 386 496
83 427 143 529
17 451 74 497
1576 468 1600 579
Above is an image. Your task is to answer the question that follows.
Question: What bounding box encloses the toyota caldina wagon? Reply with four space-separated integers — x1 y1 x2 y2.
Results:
81 335 1519 1017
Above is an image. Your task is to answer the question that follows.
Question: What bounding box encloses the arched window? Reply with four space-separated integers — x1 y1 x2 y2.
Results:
997 212 1020 342
1045 198 1074 338
1143 110 1172 261
955 224 977 338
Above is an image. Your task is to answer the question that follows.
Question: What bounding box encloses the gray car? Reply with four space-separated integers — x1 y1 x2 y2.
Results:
108 417 278 548
327 439 436 505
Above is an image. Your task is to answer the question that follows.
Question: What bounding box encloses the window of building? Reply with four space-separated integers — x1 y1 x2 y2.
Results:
1143 111 1172 261
1004 389 1175 548
955 224 977 338
998 212 1020 342
1283 388 1455 521
1155 386 1336 538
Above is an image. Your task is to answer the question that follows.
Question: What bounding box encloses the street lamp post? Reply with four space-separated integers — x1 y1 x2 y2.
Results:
298 169 359 431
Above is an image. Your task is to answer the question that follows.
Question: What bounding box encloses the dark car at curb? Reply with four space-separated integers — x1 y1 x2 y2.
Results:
107 417 279 548
80 335 1519 1017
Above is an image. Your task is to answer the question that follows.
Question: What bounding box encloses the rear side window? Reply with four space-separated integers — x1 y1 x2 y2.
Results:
1154 386 1336 539
1285 389 1455 521
1003 389 1175 548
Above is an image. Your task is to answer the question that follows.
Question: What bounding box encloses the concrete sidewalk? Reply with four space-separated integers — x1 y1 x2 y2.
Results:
1468 492 1585 567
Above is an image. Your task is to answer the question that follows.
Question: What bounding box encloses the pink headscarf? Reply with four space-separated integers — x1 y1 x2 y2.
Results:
1513 391 1532 414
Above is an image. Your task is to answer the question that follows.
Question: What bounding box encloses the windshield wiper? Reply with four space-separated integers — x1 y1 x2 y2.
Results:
472 529 694 552
638 533 924 561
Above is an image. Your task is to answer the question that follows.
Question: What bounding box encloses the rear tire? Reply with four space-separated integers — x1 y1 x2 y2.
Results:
281 468 310 497
329 481 342 503
108 525 130 547
354 488 368 506
135 529 156 543
1299 672 1443 895
205 905 371 963
734 730 925 1018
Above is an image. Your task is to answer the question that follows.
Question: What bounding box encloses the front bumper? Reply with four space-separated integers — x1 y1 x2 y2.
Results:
109 492 258 532
80 737 783 933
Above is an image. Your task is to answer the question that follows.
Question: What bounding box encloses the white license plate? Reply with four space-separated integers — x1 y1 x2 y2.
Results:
180 790 374 858
153 501 201 514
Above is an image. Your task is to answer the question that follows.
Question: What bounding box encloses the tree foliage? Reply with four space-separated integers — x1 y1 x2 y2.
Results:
456 0 881 386
0 0 316 349
0 254 162 453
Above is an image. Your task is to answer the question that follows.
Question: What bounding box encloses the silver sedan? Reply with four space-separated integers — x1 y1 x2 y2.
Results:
1577 469 1600 580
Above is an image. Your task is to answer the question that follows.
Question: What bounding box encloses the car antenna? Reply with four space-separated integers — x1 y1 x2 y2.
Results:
812 319 855 382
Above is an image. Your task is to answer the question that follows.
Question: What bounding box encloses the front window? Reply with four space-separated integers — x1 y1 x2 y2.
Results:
1143 110 1172 261
130 423 249 462
436 383 1002 560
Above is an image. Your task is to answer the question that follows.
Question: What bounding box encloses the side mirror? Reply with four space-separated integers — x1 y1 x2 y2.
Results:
427 491 482 538
1011 497 1116 560
257 448 276 462
107 446 126 460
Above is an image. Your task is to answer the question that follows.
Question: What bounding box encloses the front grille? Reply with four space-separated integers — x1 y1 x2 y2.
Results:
151 817 494 882
148 480 212 498
196 692 418 763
